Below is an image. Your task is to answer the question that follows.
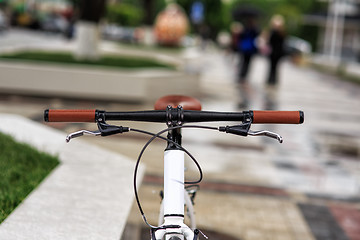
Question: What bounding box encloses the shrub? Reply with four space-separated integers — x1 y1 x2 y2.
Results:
106 3 144 27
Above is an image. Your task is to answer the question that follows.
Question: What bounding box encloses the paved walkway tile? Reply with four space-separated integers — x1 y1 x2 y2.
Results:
126 175 359 240
330 205 360 240
298 203 349 240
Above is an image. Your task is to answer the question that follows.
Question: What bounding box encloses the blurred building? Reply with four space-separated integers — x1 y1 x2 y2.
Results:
304 0 360 62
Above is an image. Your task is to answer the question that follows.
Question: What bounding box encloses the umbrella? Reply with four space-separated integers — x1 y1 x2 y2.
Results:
232 5 262 22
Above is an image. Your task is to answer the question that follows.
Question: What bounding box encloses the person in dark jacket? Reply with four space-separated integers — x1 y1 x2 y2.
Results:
267 15 286 85
237 18 259 83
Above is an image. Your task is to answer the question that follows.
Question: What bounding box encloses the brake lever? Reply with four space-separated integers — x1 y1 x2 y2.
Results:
66 130 101 143
248 130 283 143
219 124 283 143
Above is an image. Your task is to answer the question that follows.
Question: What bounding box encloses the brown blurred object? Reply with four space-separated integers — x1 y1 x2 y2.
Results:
154 3 189 46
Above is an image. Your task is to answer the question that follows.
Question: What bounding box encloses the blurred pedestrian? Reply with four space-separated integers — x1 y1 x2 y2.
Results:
235 19 259 109
199 23 210 50
237 18 259 83
65 15 76 40
230 22 243 54
266 15 286 85
226 22 242 63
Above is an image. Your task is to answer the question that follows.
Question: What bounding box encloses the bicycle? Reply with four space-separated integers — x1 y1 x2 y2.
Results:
44 95 304 240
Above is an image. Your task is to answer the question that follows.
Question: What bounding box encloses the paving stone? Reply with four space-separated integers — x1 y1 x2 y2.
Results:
298 203 349 240
330 205 360 240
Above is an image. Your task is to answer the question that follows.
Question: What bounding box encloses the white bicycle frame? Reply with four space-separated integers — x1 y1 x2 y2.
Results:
155 149 195 240
158 187 196 230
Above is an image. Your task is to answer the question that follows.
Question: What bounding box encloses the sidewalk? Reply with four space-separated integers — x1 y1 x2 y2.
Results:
198 49 360 198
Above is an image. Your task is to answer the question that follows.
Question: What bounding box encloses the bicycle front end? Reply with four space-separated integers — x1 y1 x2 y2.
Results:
44 96 304 240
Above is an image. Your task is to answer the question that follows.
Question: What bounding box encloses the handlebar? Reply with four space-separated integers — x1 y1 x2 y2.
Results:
44 105 304 237
44 109 304 124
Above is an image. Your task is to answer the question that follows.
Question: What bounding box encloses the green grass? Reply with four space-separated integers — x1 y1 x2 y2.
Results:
117 42 183 54
0 132 59 223
0 51 175 69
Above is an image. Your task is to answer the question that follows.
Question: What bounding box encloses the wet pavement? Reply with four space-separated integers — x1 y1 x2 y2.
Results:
0 30 359 240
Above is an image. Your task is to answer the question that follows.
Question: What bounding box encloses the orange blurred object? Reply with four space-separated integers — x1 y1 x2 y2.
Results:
154 3 189 46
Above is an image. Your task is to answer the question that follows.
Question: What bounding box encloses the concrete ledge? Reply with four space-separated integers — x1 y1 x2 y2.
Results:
345 62 360 79
0 61 200 102
310 54 341 71
0 114 144 240
310 54 360 81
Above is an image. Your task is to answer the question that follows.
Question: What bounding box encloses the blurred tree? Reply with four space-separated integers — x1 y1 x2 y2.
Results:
106 3 143 26
269 0 324 50
78 0 106 22
153 0 167 21
143 0 154 25
204 0 226 38
177 0 226 39
273 4 301 34
107 0 165 25
74 0 106 60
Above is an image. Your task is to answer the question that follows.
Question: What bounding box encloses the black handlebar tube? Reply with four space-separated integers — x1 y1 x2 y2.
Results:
44 109 304 124
98 109 250 123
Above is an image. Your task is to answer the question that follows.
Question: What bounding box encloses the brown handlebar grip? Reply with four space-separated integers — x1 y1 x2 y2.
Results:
44 109 96 122
252 111 304 124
